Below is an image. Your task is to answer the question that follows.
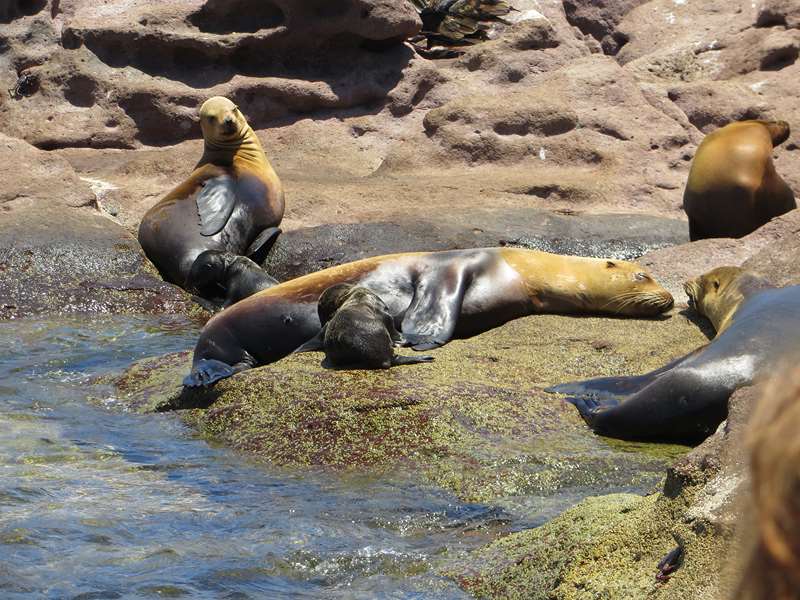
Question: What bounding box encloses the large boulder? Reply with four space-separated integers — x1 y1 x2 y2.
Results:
112 304 707 505
263 208 688 280
0 133 196 318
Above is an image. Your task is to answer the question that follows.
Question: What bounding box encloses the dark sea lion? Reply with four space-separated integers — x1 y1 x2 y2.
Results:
548 266 800 443
295 283 435 369
683 120 795 241
138 96 284 293
183 247 673 387
188 250 278 309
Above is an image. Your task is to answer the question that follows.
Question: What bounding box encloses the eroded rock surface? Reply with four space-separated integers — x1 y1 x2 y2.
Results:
0 133 195 318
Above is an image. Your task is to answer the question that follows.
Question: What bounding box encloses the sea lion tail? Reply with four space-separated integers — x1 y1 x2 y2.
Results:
183 359 235 387
391 355 435 366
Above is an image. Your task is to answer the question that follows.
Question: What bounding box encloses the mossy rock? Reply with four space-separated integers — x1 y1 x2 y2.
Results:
113 309 707 504
444 480 732 599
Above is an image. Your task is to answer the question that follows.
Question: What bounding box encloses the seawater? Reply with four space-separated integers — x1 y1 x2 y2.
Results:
0 315 681 599
0 316 514 599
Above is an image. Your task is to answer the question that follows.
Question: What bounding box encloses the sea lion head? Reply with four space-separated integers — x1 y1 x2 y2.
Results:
591 260 674 316
758 119 791 147
683 266 770 332
199 96 248 145
187 249 231 297
317 282 358 325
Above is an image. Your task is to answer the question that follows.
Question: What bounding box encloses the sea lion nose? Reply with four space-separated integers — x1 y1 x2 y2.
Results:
222 116 236 132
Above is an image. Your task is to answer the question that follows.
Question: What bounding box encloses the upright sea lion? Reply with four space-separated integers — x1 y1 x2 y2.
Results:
188 250 278 309
683 120 795 240
548 266 800 442
295 283 435 369
183 247 674 387
138 96 284 294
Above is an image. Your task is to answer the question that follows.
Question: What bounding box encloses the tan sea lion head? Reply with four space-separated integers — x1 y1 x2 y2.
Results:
199 96 249 146
683 266 770 333
589 259 674 316
757 119 791 147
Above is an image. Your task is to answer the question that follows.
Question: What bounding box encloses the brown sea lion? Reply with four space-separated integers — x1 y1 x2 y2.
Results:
183 247 673 387
138 96 284 295
295 283 435 369
683 120 795 240
734 364 800 600
548 266 800 442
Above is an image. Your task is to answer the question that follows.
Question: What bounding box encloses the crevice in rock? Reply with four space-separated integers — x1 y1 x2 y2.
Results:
118 93 195 147
755 10 787 28
760 45 799 70
188 0 285 34
76 28 397 88
561 0 638 56
493 117 577 137
63 74 97 107
0 0 47 23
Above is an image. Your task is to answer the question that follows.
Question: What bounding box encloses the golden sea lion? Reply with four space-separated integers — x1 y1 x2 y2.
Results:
549 266 800 442
183 247 673 386
734 364 800 600
138 96 284 295
294 283 435 369
683 120 795 240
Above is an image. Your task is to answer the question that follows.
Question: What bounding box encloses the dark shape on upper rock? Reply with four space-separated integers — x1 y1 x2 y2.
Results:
409 0 515 53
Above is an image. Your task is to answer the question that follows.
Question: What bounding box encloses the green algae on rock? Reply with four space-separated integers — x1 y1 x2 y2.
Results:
443 386 761 600
112 310 703 504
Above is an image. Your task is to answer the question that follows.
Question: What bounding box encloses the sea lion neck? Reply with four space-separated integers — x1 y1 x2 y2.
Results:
199 124 269 171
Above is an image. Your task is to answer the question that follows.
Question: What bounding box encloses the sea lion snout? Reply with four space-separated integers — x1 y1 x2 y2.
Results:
683 278 701 309
221 115 237 135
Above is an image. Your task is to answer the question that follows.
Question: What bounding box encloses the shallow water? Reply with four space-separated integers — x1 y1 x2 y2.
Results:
0 316 677 599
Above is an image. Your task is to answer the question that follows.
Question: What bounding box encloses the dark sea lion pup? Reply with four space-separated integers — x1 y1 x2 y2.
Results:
683 119 795 240
548 266 800 443
183 248 673 387
138 96 284 296
294 283 434 369
188 250 278 309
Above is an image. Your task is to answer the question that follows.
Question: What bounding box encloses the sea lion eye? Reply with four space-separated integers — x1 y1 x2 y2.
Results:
634 272 649 281
713 280 720 290
606 261 616 268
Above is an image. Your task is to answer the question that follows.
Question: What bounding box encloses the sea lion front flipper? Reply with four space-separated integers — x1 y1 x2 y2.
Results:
245 226 282 264
391 354 435 366
183 358 249 387
401 265 470 351
196 175 237 236
292 328 326 354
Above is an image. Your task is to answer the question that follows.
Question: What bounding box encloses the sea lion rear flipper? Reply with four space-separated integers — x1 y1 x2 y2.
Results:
401 264 469 351
183 358 236 387
245 227 282 264
545 347 704 402
391 354 435 366
196 175 237 236
293 328 326 354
